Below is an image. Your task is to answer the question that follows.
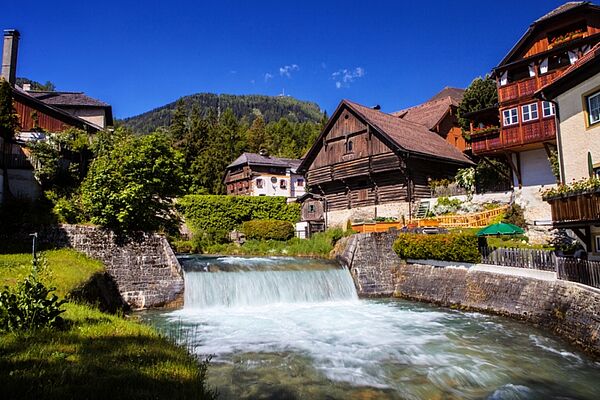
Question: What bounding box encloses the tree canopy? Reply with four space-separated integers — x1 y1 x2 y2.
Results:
457 76 498 130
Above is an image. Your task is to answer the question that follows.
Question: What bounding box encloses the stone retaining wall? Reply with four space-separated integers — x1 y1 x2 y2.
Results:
40 224 184 309
336 232 600 356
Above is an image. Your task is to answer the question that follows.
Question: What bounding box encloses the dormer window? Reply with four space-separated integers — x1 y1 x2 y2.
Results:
345 139 354 153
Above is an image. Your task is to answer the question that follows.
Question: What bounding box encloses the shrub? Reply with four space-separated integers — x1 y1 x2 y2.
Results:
240 220 295 241
0 271 66 332
393 233 481 263
178 195 300 234
502 203 526 228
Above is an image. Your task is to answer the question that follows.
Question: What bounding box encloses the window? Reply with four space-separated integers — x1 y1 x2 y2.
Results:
587 91 600 126
345 139 354 153
256 178 263 188
503 108 518 126
596 235 600 253
542 101 556 117
297 179 304 187
594 166 600 179
522 103 539 122
280 179 287 189
308 204 316 213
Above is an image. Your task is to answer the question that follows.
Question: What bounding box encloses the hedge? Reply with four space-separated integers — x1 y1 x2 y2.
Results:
177 195 301 234
393 233 481 263
240 220 295 241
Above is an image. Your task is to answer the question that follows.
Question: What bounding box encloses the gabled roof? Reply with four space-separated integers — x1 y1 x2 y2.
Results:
299 100 472 172
392 87 464 131
227 152 301 170
27 91 110 107
536 42 600 98
497 2 600 67
12 86 102 132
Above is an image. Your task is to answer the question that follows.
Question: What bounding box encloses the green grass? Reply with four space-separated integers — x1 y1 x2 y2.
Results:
449 228 554 250
0 249 216 400
201 228 348 258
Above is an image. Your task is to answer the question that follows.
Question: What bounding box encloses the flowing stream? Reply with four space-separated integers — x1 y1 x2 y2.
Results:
143 255 600 399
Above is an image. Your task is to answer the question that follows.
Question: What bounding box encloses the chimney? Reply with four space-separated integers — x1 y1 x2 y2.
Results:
372 104 381 110
22 83 31 91
1 29 20 85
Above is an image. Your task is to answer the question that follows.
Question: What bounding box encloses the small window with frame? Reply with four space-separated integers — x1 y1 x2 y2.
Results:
345 139 354 153
280 179 287 189
586 90 600 127
503 108 518 126
308 204 316 213
297 178 304 187
256 178 264 188
542 101 555 118
596 235 600 253
522 103 539 122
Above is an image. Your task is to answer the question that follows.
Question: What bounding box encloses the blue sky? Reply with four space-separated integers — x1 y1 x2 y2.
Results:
1 0 570 119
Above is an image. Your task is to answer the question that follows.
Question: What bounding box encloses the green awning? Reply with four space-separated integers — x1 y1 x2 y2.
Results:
476 222 524 236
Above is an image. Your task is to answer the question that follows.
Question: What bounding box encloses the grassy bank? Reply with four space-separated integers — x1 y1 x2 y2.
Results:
189 229 347 258
0 250 216 400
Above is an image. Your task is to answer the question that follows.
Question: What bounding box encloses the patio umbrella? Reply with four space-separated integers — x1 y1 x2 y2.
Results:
476 222 524 236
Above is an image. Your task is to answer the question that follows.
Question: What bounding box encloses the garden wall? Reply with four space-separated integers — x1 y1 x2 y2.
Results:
336 232 600 356
41 224 184 309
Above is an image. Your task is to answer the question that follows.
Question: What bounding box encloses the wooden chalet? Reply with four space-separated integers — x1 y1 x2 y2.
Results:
224 152 304 198
297 99 473 225
393 87 467 152
469 1 600 188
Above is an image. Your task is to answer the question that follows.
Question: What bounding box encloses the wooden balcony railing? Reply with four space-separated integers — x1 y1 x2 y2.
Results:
547 192 600 224
470 118 556 155
498 70 564 103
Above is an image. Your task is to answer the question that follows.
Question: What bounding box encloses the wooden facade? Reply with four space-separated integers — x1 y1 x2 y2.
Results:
299 100 472 214
471 3 600 157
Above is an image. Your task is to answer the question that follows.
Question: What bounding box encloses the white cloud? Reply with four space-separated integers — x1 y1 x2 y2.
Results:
264 73 273 82
332 67 365 88
279 64 299 77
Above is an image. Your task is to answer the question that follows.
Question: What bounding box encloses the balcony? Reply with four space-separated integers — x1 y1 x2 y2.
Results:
470 118 556 155
498 70 564 104
547 192 600 225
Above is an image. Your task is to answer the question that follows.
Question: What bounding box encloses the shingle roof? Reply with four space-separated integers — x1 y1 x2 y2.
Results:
344 100 471 164
534 1 586 23
392 87 464 131
27 91 110 107
227 152 302 170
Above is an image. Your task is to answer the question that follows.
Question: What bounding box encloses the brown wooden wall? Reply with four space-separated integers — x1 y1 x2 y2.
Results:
15 100 72 132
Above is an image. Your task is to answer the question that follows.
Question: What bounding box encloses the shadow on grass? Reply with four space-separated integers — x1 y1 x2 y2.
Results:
0 329 217 400
68 272 129 314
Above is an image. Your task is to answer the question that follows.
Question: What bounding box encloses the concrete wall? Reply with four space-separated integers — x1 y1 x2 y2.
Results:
336 232 600 356
555 71 600 182
41 224 184 310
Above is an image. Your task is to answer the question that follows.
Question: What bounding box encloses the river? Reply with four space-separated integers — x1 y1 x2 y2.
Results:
142 255 600 399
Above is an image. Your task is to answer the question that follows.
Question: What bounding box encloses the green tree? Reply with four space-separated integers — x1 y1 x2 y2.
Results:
457 76 498 130
246 115 268 153
0 79 20 202
80 131 185 233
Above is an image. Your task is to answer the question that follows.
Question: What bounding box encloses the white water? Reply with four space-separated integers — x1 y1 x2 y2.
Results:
155 256 600 399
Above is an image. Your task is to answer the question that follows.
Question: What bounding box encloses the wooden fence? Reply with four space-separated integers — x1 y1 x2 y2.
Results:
414 205 509 229
480 246 556 271
556 258 600 289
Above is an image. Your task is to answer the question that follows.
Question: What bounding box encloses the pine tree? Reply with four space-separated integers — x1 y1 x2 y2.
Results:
246 115 267 153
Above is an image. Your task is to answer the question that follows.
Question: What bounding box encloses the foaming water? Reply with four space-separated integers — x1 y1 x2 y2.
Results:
144 255 600 400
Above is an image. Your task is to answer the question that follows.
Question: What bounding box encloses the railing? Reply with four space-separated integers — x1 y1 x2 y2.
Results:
547 192 600 224
351 206 509 233
470 118 556 155
556 258 600 289
414 205 508 228
480 246 556 271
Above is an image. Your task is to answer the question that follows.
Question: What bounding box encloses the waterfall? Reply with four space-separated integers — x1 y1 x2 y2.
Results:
183 257 358 308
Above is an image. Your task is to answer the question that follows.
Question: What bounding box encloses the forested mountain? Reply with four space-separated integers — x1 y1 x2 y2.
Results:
121 93 324 134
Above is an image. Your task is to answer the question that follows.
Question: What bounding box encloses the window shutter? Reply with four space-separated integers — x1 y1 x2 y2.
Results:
528 63 536 77
500 71 508 86
539 58 548 74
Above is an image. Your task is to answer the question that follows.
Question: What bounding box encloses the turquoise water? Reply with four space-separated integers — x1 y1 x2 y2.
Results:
143 255 600 399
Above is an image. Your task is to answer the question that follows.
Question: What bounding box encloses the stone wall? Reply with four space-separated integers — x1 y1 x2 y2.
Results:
40 224 184 310
338 232 600 356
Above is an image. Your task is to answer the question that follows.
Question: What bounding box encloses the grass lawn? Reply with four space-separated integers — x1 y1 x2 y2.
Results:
0 249 216 400
198 229 347 257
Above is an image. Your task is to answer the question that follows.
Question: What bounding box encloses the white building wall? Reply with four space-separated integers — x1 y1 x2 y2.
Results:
249 170 306 199
555 72 600 182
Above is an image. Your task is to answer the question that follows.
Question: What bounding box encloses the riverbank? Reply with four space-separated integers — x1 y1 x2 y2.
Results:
335 232 600 357
0 249 216 400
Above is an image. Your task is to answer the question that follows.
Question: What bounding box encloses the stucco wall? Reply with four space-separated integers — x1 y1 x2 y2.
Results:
513 148 556 187
326 201 412 229
555 71 600 182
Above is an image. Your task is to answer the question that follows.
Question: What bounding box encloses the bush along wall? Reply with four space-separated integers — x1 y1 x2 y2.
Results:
393 233 481 264
177 195 301 234
240 220 295 241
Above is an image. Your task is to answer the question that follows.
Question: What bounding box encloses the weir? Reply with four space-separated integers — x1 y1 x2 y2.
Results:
182 256 358 308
